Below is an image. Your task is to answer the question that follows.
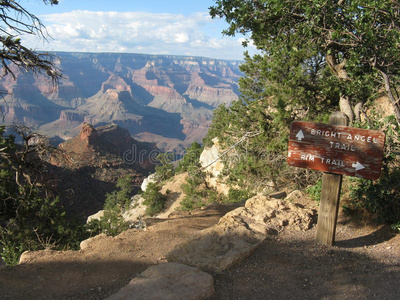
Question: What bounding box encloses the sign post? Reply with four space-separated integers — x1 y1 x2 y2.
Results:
287 112 385 246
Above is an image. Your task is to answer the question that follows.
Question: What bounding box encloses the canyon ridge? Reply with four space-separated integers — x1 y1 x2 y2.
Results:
0 52 242 153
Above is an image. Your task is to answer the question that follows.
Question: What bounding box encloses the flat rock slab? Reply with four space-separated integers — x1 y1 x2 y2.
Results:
167 195 316 273
106 262 214 300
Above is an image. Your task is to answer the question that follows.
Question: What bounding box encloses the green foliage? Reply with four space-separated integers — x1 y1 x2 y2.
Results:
180 172 209 210
0 0 61 86
227 188 253 203
85 210 129 237
180 171 228 210
347 116 400 225
210 0 400 123
86 176 134 236
0 189 86 266
103 175 134 211
0 126 87 265
142 182 167 216
176 141 203 174
306 179 322 203
155 152 175 181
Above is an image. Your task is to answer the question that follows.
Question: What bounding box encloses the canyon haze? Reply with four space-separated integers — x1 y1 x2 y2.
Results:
0 52 242 153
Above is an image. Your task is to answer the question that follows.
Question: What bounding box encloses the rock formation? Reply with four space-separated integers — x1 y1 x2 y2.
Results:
166 195 316 273
0 52 242 152
106 263 214 300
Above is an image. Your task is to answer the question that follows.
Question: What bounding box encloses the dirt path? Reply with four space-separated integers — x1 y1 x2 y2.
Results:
0 201 398 300
210 223 400 300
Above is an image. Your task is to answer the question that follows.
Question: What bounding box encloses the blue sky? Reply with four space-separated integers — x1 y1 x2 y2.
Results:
20 0 256 60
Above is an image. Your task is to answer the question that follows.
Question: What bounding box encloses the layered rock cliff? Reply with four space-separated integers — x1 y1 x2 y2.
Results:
0 52 242 152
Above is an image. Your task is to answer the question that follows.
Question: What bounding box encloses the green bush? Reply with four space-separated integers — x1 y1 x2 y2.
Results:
86 175 134 236
306 178 322 203
180 171 226 210
347 116 400 226
142 182 167 216
0 190 86 266
176 141 203 174
227 188 253 203
155 152 175 181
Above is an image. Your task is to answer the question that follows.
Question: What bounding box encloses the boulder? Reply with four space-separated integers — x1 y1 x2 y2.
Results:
121 194 147 223
199 137 230 195
87 210 105 223
106 262 214 300
80 233 108 251
167 195 316 273
141 173 158 192
199 137 225 177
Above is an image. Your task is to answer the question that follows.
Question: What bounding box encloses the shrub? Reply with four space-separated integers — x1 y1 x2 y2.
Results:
176 141 203 174
86 176 134 236
142 182 167 216
227 188 253 203
306 178 322 203
155 152 175 181
0 190 86 266
180 171 227 210
347 116 400 226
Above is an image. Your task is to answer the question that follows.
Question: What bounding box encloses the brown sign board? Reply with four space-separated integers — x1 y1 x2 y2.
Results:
287 121 386 180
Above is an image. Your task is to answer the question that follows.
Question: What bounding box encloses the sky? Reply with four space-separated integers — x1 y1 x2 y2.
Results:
19 0 256 60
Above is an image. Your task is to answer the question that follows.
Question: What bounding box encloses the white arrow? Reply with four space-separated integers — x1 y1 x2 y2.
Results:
352 162 365 171
296 130 305 141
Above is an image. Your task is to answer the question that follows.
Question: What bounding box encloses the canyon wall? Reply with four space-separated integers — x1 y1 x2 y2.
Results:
0 52 242 152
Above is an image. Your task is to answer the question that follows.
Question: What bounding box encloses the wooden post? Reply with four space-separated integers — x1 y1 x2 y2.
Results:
315 112 348 246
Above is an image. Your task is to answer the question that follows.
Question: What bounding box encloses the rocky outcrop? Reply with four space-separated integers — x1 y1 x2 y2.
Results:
141 173 158 191
106 263 214 300
199 137 230 196
57 122 157 172
166 195 316 273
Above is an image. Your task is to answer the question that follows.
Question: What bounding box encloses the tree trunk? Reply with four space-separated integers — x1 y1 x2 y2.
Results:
354 101 364 122
326 52 355 123
379 70 400 126
339 95 354 123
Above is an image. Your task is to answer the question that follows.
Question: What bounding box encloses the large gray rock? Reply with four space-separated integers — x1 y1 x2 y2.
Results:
106 262 214 300
141 173 158 192
167 195 316 273
199 137 230 195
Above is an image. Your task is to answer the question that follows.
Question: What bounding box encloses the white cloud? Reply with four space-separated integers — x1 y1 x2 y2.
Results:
21 10 256 60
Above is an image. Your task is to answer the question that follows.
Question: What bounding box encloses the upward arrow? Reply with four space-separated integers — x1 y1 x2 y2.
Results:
296 130 305 141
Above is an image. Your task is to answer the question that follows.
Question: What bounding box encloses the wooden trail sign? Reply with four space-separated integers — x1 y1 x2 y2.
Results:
287 121 385 180
287 113 386 246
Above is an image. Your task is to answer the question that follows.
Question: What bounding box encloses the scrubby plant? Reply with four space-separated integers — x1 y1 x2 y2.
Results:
86 176 134 236
175 141 203 174
346 116 400 226
155 152 175 181
0 189 86 266
306 178 323 203
0 126 87 266
142 182 167 216
180 171 227 210
227 188 253 203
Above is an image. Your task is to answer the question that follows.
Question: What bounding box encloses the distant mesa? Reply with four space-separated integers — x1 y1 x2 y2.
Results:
56 122 158 172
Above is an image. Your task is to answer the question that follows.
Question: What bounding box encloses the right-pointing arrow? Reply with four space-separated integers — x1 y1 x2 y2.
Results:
352 162 365 171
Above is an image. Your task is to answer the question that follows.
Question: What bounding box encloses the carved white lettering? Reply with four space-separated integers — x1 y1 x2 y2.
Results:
320 157 345 167
301 154 314 161
329 142 356 151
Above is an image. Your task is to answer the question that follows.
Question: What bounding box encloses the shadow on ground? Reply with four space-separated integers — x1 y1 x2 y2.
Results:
209 233 400 300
